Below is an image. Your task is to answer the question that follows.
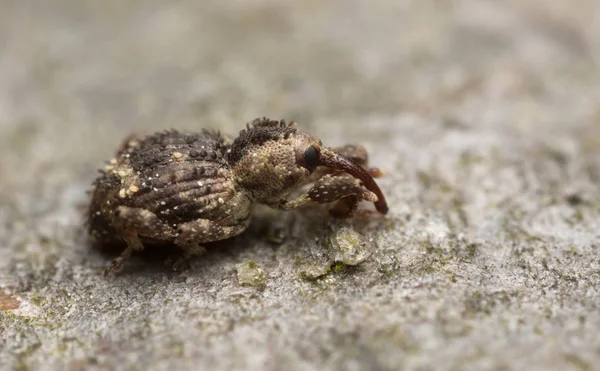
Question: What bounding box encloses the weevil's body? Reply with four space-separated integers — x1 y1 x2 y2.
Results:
88 118 388 275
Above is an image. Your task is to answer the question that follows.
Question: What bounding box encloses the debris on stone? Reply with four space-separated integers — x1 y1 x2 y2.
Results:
0 290 20 311
298 261 332 280
330 226 372 265
234 260 267 287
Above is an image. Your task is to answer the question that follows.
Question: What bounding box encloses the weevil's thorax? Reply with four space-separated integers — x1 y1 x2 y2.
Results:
227 118 320 204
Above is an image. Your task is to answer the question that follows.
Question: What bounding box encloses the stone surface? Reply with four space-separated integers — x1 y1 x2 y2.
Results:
1 1 599 370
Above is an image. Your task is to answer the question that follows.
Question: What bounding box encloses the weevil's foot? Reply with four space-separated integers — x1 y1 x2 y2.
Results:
104 257 126 278
329 208 356 219
102 230 143 278
165 245 206 271
355 209 384 218
165 255 192 272
328 195 360 219
369 168 385 178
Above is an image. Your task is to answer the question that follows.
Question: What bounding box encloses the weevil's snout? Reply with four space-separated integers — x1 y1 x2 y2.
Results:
301 146 389 215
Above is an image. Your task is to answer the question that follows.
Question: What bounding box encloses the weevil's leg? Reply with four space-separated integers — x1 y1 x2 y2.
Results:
105 206 173 277
277 174 377 218
169 218 251 270
104 230 141 277
328 194 362 219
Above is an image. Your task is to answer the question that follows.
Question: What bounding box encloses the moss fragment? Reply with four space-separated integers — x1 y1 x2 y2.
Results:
234 260 267 287
299 264 331 280
330 227 372 265
331 262 346 273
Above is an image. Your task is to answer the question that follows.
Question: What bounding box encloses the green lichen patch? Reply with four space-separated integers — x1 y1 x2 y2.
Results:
330 227 372 265
331 261 347 273
234 260 267 287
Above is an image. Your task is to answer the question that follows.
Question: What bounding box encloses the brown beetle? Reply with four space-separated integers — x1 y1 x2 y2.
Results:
88 118 387 275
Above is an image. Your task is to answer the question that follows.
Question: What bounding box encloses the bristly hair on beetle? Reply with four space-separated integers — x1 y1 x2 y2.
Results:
87 117 388 276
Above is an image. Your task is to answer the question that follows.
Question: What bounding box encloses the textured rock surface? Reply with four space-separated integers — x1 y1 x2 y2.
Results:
1 1 599 370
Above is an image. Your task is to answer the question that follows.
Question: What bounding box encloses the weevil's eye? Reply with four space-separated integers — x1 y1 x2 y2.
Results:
304 145 320 168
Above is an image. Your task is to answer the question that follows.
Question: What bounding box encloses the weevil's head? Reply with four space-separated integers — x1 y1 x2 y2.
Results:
227 118 388 214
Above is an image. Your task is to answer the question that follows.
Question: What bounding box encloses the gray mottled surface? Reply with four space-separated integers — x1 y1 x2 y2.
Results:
1 1 599 370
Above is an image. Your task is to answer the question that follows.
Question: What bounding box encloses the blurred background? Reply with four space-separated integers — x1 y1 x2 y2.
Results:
1 1 598 187
1 1 599 370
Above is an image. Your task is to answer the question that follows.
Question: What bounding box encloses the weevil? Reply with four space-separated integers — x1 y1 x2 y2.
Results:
88 118 388 275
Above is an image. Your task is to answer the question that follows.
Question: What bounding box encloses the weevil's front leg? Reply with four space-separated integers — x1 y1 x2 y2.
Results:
278 174 377 218
327 194 362 218
105 206 173 276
